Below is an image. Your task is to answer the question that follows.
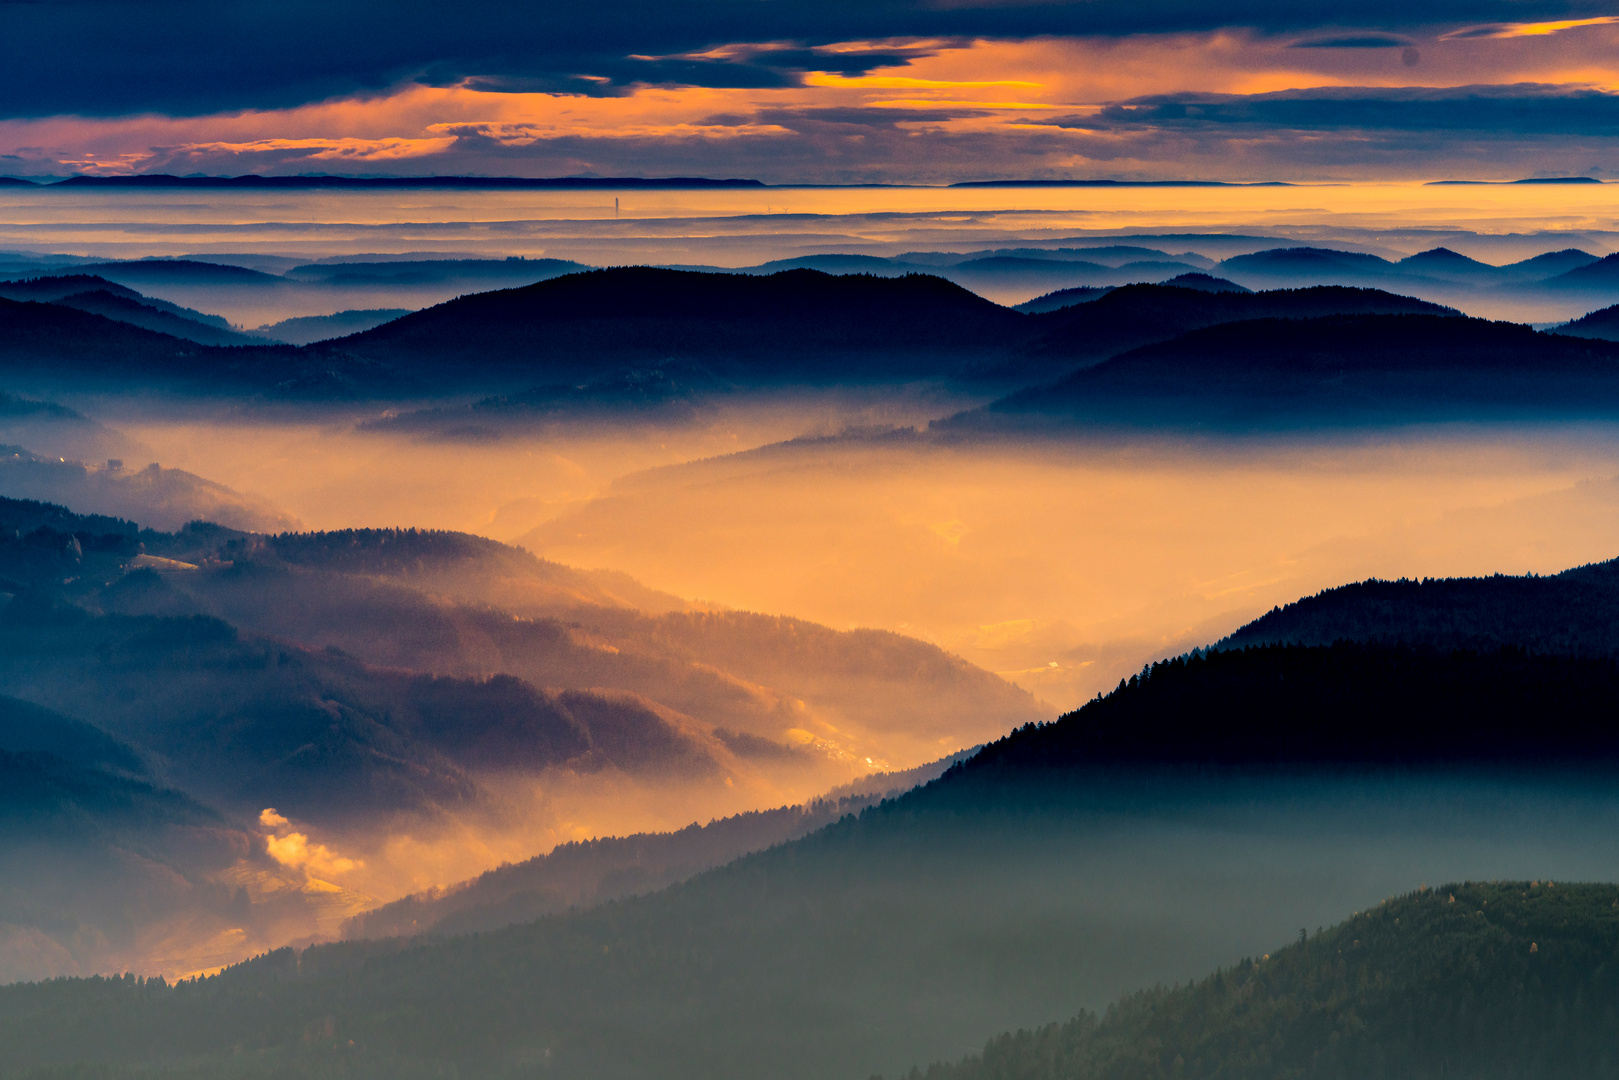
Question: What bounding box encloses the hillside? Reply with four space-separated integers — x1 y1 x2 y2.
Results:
965 313 1619 429
1012 285 1112 313
71 260 286 287
343 752 969 941
1545 252 1619 290
952 642 1619 773
0 297 221 380
49 289 262 346
0 266 1556 404
1223 556 1619 655
283 257 587 288
312 266 1034 387
1216 246 1404 285
0 695 274 984
998 283 1455 382
1558 302 1619 341
0 496 1045 978
2 640 1617 1079
908 881 1619 1080
0 296 373 395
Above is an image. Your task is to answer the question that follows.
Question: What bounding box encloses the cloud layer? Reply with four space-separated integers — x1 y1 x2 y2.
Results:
4 5 1619 181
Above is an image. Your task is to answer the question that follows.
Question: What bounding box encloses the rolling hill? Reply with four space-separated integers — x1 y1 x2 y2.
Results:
2 636 1617 1079
0 494 1046 978
1557 301 1619 341
1217 246 1405 286
1222 555 1619 655
963 313 1619 429
342 752 969 941
310 266 1034 388
907 880 1619 1080
999 282 1456 381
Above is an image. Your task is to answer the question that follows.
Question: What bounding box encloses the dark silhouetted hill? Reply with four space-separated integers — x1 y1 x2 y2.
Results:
1396 246 1501 283
1012 285 1113 313
0 275 235 331
1544 251 1619 290
958 642 1619 773
967 313 1619 428
994 284 1456 382
1217 246 1402 284
248 308 409 345
1558 302 1619 341
1501 247 1598 280
311 267 1033 387
49 290 262 346
1 274 149 306
1222 557 1619 655
0 297 212 379
284 257 587 288
1160 271 1249 293
907 880 1619 1080
0 296 405 395
0 694 150 779
72 260 284 287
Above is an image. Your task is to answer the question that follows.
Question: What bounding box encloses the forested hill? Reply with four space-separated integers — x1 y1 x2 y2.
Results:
3 640 1618 1080
957 313 1619 430
1005 282 1454 379
1223 556 1619 655
947 642 1619 779
905 880 1619 1080
309 266 1031 385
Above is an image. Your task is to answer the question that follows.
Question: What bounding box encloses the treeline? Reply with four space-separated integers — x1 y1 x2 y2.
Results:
262 527 532 576
1225 559 1619 656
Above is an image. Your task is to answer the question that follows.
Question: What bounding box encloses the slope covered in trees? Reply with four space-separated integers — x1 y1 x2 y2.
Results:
1 640 1616 1080
961 313 1619 430
0 495 1045 977
906 880 1619 1080
1559 301 1619 341
312 267 1032 387
1010 282 1454 377
343 753 968 941
1223 556 1619 655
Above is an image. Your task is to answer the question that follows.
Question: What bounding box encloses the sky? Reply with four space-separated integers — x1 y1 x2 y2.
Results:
4 2 1619 183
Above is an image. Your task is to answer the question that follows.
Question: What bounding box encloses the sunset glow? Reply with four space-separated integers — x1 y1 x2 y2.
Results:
5 21 1619 183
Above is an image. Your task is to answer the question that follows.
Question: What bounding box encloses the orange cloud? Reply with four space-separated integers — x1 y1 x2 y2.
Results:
2 29 1618 182
175 136 457 162
265 830 361 877
1444 17 1619 40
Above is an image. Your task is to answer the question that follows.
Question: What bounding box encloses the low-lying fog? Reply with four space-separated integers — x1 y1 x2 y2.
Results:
76 397 1619 710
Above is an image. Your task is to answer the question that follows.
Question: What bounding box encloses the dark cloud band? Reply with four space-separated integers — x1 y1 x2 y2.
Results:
1056 85 1619 136
0 0 1609 118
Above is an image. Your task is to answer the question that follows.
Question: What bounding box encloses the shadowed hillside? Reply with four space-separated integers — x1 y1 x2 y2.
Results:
0 496 1045 978
1559 302 1619 341
2 639 1617 1079
998 283 1455 382
1224 556 1619 655
905 880 1619 1080
343 751 969 941
961 313 1619 429
311 266 1032 387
